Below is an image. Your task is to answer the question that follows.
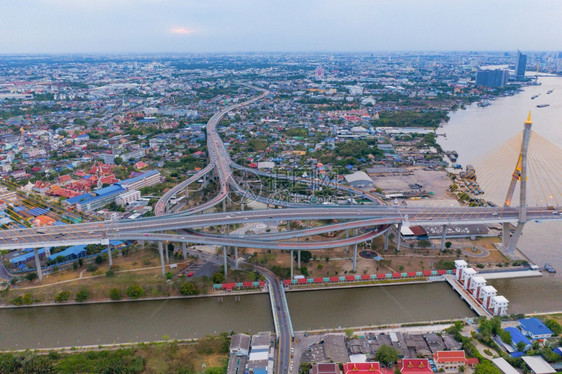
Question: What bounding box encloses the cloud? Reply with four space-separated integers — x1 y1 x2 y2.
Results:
169 26 195 35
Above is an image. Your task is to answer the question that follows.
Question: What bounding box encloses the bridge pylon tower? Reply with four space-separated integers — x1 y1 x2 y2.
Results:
502 112 533 255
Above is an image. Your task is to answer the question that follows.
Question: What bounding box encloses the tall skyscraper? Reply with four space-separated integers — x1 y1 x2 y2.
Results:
476 69 509 88
515 50 527 80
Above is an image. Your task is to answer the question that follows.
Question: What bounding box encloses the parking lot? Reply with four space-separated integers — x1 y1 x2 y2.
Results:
372 167 452 200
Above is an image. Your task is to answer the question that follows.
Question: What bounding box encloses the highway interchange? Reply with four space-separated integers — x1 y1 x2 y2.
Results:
2 87 561 374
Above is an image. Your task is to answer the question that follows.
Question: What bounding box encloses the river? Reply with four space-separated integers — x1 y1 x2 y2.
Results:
0 282 475 350
437 76 562 313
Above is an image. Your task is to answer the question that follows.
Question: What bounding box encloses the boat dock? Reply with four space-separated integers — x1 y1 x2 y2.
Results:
444 275 491 317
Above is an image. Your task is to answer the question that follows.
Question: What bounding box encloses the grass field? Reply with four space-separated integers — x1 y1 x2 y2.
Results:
0 335 230 374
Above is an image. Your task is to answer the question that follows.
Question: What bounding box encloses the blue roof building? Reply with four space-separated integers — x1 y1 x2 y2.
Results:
504 327 531 351
77 185 125 212
518 318 554 340
47 245 87 261
27 207 49 216
66 193 94 205
94 185 125 197
10 248 46 265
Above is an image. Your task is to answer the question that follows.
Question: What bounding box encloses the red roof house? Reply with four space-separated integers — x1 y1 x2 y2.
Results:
433 351 478 371
343 362 383 374
398 359 432 374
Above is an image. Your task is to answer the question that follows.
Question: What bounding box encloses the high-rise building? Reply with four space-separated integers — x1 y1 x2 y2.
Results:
475 69 509 88
515 50 527 80
556 52 562 74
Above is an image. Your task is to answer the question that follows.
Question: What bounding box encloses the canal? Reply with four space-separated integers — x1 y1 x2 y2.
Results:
0 282 476 349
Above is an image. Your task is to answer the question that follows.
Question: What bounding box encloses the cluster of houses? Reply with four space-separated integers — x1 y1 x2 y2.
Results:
228 333 274 374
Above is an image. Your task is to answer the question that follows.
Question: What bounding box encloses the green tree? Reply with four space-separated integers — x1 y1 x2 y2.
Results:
545 319 562 335
499 329 512 345
75 289 90 302
114 156 123 165
110 288 122 300
26 272 38 281
490 316 502 334
180 281 200 295
54 290 71 303
374 345 399 366
474 361 501 374
445 241 452 249
212 272 225 284
293 250 312 264
126 285 146 299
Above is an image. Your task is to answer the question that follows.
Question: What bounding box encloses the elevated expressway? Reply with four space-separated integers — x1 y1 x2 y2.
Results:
1 206 560 250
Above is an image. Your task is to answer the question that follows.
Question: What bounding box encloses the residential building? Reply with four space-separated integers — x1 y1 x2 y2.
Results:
515 50 527 80
503 327 531 351
476 69 509 88
76 185 125 212
432 350 478 372
311 363 340 374
518 318 554 340
230 333 251 356
117 170 161 191
397 359 432 374
342 362 383 374
116 190 141 206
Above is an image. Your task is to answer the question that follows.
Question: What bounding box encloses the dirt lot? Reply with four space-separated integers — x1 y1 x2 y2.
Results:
372 167 453 200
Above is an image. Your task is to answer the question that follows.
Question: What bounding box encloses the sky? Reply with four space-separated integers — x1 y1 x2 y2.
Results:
1 0 561 54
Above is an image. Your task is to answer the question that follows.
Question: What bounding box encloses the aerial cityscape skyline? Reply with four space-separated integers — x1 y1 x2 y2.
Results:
0 1 561 373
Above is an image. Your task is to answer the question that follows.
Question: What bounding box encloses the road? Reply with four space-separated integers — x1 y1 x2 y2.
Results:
0 205 560 250
255 265 292 374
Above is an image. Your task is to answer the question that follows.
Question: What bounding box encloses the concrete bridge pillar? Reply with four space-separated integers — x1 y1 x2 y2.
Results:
384 229 390 251
222 199 226 212
352 228 358 272
290 249 294 280
297 249 301 269
165 242 169 264
107 242 113 267
440 224 447 252
182 242 187 260
223 246 228 277
158 242 165 276
502 223 510 249
352 244 358 272
234 247 238 270
33 248 43 281
396 223 402 251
